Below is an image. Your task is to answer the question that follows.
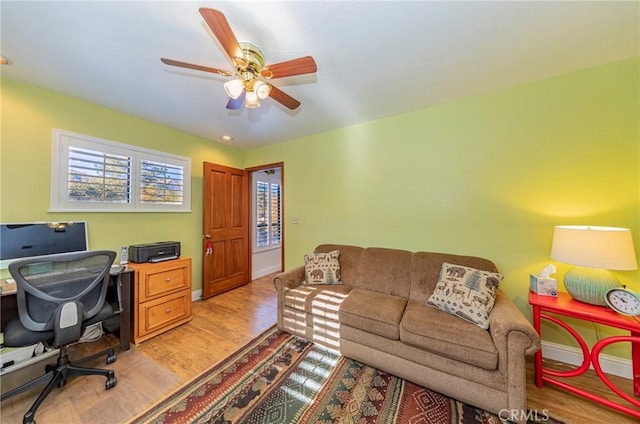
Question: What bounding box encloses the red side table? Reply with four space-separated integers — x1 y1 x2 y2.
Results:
529 291 640 419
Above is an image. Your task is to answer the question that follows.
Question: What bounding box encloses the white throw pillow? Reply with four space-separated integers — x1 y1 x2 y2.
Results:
303 250 342 285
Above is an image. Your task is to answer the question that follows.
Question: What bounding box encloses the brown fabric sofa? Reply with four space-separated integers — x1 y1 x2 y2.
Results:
273 244 541 420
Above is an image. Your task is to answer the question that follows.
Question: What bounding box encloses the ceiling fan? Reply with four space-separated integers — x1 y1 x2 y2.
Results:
161 8 317 111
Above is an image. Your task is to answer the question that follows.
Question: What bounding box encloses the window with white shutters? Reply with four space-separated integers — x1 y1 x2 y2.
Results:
256 181 269 247
51 129 191 212
270 183 281 244
140 159 185 205
255 180 281 249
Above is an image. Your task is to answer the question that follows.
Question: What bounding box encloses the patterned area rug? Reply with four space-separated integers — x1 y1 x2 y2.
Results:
132 327 563 424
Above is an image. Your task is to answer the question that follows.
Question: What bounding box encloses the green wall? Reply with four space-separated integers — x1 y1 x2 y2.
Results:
244 58 640 357
1 78 244 288
2 58 639 358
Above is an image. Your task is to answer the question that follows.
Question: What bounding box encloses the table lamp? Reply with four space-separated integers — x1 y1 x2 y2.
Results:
550 225 638 306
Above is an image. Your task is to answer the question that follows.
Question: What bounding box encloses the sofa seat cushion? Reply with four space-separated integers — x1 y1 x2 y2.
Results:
400 300 498 370
340 288 407 340
284 284 352 320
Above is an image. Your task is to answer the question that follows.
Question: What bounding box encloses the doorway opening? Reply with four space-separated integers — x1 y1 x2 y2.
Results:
247 163 284 279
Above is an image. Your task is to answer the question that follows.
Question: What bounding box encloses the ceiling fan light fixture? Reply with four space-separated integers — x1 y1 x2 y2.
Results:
254 81 271 100
224 78 244 99
162 9 316 111
245 91 260 108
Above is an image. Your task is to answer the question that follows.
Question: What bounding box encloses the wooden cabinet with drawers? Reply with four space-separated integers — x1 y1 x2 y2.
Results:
129 258 192 343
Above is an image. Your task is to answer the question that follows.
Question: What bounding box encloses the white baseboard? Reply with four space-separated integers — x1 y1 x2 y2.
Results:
541 340 632 379
192 289 202 302
252 265 281 281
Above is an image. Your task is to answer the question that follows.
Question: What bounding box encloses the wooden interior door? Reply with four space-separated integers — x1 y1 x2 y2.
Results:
202 162 249 299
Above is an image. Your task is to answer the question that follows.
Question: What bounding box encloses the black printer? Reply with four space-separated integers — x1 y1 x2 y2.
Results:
128 241 181 263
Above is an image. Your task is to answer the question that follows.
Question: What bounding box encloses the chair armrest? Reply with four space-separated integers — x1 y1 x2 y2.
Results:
273 266 305 292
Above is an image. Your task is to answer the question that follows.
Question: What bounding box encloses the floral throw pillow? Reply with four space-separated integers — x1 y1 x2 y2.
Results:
427 262 503 330
303 250 342 285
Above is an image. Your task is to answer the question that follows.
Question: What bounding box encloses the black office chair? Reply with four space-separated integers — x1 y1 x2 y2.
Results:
1 250 118 424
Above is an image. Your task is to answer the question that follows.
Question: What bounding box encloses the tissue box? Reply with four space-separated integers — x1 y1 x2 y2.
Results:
530 274 558 296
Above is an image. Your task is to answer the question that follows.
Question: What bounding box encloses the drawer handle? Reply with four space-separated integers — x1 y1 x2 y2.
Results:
165 278 171 282
165 308 171 313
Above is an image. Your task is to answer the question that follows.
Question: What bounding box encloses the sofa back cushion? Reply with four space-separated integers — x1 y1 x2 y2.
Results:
314 245 498 303
353 247 413 297
315 244 363 286
410 252 499 304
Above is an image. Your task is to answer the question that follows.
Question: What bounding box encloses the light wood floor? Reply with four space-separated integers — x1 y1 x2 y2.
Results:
2 274 639 423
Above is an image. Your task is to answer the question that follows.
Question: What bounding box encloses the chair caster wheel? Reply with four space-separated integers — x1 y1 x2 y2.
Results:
106 375 117 390
106 352 117 364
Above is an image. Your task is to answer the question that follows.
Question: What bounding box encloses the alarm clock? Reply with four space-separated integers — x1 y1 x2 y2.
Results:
604 286 640 316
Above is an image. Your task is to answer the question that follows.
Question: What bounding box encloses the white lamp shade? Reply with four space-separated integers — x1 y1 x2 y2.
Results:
245 90 260 108
254 81 271 100
223 79 244 99
550 226 638 270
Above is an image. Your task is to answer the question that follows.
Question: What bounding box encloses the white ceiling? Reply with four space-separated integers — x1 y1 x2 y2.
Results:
1 1 638 149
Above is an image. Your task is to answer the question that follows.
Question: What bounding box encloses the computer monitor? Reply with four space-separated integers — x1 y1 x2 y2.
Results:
0 221 89 269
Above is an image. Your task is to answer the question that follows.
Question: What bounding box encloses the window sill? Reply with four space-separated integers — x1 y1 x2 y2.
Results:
49 208 192 213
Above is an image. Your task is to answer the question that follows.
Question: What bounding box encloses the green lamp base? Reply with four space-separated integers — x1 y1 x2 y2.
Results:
564 267 622 306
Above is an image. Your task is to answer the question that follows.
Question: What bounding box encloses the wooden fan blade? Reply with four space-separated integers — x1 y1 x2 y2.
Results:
226 90 246 110
160 58 234 76
199 8 244 65
269 85 301 110
263 56 317 79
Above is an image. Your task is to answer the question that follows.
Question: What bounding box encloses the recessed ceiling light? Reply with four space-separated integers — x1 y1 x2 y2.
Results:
220 135 233 142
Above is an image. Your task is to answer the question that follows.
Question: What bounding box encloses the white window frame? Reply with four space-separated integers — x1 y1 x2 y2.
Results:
50 129 191 212
253 171 282 252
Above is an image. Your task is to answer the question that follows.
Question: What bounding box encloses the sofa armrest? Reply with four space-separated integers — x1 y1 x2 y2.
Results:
273 266 305 331
489 289 541 414
273 266 305 292
490 290 541 357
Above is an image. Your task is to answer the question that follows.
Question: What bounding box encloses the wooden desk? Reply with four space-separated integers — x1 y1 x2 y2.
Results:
529 291 640 419
1 269 133 351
